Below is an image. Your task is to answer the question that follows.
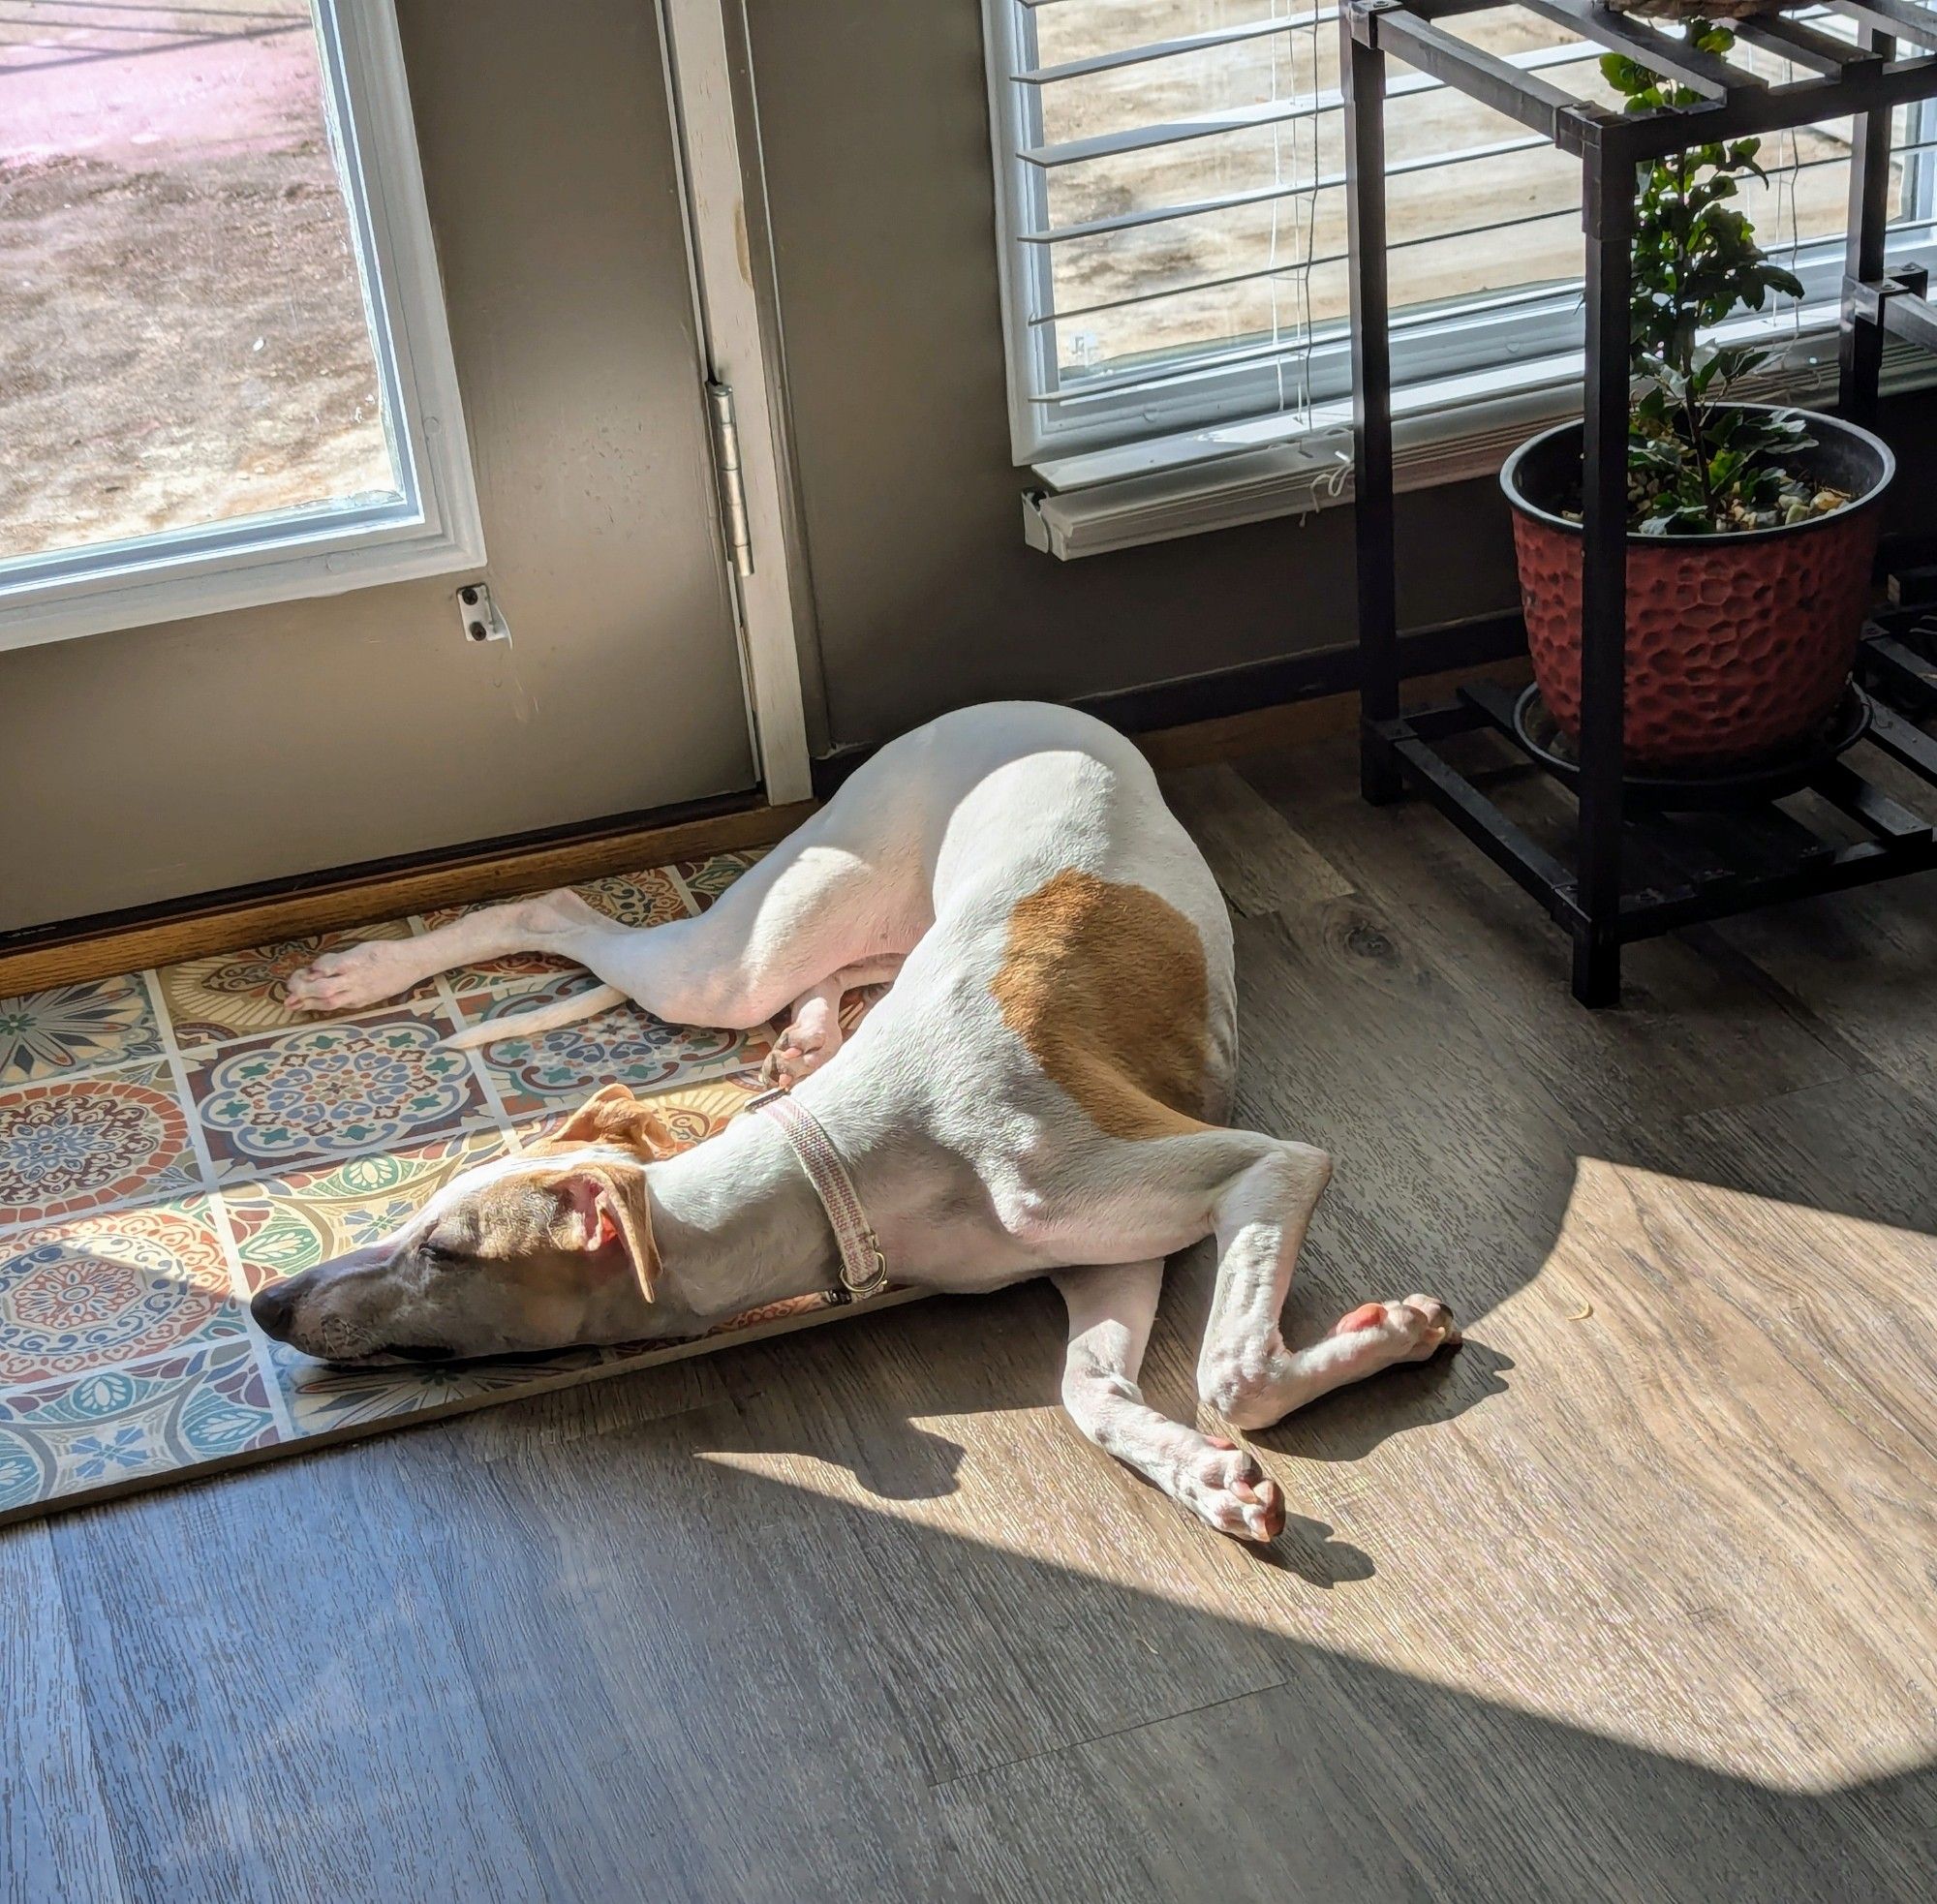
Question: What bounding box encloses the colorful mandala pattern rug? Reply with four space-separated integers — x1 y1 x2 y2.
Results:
0 853 917 1526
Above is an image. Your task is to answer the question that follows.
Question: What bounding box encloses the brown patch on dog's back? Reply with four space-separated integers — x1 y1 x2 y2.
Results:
991 869 1211 1139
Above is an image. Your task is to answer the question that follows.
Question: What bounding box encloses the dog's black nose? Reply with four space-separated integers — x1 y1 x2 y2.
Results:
250 1278 299 1340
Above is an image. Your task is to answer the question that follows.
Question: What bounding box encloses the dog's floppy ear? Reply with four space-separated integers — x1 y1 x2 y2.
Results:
543 1082 676 1161
555 1166 660 1302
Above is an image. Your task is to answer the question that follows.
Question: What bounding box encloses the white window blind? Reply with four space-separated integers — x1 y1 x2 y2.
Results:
984 0 1937 471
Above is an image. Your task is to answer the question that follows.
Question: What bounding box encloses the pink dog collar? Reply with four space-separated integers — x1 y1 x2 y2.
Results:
748 1088 889 1298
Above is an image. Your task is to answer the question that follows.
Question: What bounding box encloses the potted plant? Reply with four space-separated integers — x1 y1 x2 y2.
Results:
1500 18 1895 770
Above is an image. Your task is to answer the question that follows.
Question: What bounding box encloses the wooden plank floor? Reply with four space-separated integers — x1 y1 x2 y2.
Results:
9 736 1936 1904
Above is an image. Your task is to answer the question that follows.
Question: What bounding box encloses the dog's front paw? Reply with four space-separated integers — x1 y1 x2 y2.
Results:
1332 1294 1460 1362
1176 1434 1285 1544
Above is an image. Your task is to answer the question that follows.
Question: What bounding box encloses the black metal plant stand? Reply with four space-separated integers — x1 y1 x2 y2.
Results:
1343 0 1937 1005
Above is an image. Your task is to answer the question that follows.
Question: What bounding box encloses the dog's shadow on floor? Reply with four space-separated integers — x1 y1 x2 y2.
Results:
694 1391 976 1505
1147 1333 1514 1585
1261 1336 1516 1465
1261 1514 1377 1589
683 1283 1512 1584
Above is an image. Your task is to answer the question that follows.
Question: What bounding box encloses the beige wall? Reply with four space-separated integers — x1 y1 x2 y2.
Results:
14 0 1934 936
741 0 1522 753
0 0 754 935
742 2 1937 754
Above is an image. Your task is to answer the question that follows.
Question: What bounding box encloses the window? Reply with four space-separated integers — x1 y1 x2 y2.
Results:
983 2 1937 495
0 0 480 648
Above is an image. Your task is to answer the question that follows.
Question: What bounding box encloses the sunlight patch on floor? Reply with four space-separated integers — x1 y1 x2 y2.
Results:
707 1154 1937 1797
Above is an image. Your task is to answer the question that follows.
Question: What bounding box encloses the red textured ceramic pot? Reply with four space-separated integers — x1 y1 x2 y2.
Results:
1501 408 1893 769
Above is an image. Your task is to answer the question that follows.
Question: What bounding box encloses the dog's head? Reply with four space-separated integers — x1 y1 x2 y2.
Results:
249 1084 676 1364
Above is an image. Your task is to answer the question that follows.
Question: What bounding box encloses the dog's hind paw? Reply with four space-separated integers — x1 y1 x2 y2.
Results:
759 1023 842 1090
284 941 417 1013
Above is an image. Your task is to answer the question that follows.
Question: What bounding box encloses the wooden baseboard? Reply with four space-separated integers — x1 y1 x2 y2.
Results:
0 800 815 997
2 634 1528 998
813 611 1531 796
1133 659 1529 771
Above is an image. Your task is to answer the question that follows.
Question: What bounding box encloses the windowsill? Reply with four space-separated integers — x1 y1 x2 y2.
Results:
0 499 487 654
1020 305 1937 560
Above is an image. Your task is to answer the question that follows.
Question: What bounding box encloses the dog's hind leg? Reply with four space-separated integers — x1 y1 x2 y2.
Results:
286 887 617 1014
289 775 932 1025
637 814 931 1031
1194 1142 1458 1432
290 693 988 1024
1055 1262 1285 1545
292 714 944 1023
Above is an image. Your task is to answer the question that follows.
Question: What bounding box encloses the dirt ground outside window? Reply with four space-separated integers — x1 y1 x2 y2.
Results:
1029 1 1875 385
0 1 396 564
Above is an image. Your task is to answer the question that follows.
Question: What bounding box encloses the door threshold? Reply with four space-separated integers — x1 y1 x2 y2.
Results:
0 792 813 996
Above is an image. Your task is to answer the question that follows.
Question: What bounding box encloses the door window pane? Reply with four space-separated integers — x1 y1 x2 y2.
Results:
0 0 403 564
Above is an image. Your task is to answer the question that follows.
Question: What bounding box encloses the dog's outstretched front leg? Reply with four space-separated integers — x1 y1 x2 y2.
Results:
1196 1142 1458 1432
1055 1262 1284 1545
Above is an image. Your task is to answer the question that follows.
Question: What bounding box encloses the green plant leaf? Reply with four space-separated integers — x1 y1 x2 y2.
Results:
1610 23 1815 531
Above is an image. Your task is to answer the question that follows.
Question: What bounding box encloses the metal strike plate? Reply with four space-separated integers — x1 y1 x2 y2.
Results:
457 581 510 645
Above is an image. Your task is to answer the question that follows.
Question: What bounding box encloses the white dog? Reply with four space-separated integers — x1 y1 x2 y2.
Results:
259 702 1456 1542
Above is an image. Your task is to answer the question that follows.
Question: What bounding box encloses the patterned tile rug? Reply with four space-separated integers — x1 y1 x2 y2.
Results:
0 850 916 1526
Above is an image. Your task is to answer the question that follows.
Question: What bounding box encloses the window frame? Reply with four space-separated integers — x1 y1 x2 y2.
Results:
982 0 1937 476
0 0 484 654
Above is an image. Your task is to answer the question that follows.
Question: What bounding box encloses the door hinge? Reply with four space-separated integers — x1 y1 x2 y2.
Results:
705 379 754 579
